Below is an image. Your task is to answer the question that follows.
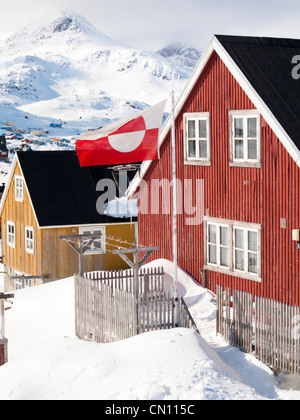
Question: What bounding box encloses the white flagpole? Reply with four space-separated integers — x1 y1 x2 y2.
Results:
171 91 179 327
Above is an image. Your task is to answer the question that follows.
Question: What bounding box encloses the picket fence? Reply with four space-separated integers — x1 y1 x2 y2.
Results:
75 267 198 344
216 285 300 375
84 266 165 295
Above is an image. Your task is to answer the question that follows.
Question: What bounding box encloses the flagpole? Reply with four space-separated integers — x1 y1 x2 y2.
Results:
171 91 179 327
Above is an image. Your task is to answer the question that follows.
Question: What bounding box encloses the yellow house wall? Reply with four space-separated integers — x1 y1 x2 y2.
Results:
41 222 137 279
1 162 41 277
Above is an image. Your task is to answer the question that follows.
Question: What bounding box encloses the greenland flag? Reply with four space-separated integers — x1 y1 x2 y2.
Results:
76 100 167 167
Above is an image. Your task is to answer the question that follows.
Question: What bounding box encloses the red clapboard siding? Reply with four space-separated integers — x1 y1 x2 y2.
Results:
138 51 300 306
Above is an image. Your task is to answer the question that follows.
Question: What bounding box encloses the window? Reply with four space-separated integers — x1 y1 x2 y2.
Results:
7 221 15 248
230 112 260 166
79 226 106 255
14 270 32 290
233 227 258 275
25 226 34 254
205 218 261 281
184 113 210 164
207 223 229 268
15 175 24 202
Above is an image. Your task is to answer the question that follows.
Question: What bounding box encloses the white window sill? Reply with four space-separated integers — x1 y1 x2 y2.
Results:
184 159 211 166
230 161 261 169
204 264 262 283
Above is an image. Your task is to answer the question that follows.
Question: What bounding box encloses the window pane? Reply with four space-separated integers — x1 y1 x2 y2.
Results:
248 140 257 160
208 225 217 243
248 252 258 274
220 226 228 246
235 250 244 271
188 120 196 138
248 118 257 138
220 247 229 267
199 140 207 158
188 140 196 158
248 231 258 252
234 118 243 138
234 140 244 159
235 229 244 249
93 231 102 250
199 120 207 138
209 244 217 264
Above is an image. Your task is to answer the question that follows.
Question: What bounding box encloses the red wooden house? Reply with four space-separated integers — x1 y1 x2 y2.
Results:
129 35 300 306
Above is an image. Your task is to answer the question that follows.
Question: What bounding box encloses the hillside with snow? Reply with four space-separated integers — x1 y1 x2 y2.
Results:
0 10 200 137
0 259 299 400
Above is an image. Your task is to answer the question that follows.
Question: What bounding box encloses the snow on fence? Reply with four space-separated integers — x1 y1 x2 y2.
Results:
216 285 300 375
75 267 198 344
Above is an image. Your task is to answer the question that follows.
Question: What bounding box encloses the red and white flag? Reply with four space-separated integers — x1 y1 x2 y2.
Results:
76 100 167 167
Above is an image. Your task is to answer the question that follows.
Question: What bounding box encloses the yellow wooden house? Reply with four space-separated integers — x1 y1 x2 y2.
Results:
0 151 137 291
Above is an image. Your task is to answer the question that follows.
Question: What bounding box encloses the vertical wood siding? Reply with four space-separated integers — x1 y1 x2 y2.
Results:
1 163 41 277
139 52 300 306
41 222 137 279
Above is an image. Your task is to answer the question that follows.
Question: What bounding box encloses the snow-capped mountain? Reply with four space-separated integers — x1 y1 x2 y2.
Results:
156 44 202 70
0 10 201 137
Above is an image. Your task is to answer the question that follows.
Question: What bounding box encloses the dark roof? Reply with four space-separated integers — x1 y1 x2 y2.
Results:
216 35 300 150
17 151 137 227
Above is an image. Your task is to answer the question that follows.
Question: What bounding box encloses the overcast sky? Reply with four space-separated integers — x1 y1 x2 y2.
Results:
1 0 300 51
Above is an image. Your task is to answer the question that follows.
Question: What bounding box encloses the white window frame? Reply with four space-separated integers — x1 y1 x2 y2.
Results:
233 227 259 276
207 223 230 270
204 217 261 282
229 110 261 167
184 112 211 165
79 226 106 255
15 175 24 202
25 226 34 255
7 221 15 248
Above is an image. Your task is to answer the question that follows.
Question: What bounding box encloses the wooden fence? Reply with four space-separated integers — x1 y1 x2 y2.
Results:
75 267 198 344
216 286 253 353
84 266 165 294
0 339 8 366
255 296 300 374
75 274 136 343
216 285 300 375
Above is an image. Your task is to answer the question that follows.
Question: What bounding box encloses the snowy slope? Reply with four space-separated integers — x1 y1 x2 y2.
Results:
0 10 199 137
0 259 299 400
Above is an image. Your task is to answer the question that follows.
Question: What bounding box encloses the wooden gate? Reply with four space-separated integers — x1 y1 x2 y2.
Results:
75 267 198 344
216 285 253 353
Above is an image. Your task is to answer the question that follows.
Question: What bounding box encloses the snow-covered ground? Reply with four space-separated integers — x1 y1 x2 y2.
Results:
0 258 299 400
